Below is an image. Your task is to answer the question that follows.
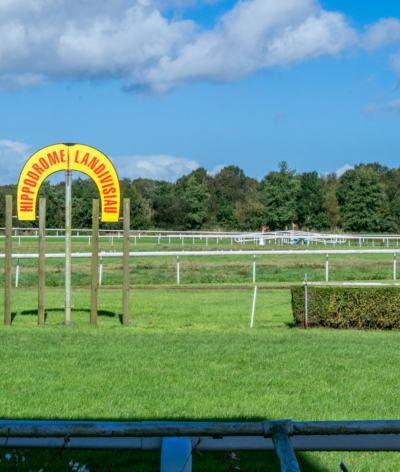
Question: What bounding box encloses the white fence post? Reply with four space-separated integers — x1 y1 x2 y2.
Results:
206 237 208 246
250 286 257 328
182 237 184 246
326 254 328 282
304 273 308 329
99 256 103 286
253 255 256 283
387 238 389 247
177 256 180 284
111 236 113 246
19 236 21 246
16 258 19 287
394 254 396 281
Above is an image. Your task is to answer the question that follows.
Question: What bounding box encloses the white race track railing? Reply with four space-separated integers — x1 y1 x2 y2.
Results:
2 229 400 244
1 248 400 259
3 248 400 287
1 420 400 472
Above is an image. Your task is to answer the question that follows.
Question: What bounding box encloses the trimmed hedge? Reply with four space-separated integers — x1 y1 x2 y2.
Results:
292 286 400 330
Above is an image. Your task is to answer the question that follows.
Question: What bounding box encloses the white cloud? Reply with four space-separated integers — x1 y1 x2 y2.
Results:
335 163 354 177
362 98 400 116
0 0 358 94
0 140 31 184
2 0 400 99
137 0 357 94
113 154 199 181
361 18 400 50
207 164 226 176
0 73 47 91
390 51 400 83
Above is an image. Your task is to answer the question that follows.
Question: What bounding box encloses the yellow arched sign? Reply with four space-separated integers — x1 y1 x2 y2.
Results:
17 143 120 222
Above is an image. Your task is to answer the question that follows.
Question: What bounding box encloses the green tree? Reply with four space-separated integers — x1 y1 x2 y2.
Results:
342 166 386 232
322 185 340 227
296 172 329 230
120 179 148 229
261 161 299 230
153 195 190 229
208 166 246 230
184 175 208 229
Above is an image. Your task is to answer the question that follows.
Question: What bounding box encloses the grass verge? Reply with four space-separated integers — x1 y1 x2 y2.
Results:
0 288 399 471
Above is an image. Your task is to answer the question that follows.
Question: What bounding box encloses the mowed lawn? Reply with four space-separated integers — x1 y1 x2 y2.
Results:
1 288 400 471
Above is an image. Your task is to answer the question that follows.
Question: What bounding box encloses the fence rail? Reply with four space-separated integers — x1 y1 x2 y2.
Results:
1 420 400 472
2 248 400 259
4 248 400 288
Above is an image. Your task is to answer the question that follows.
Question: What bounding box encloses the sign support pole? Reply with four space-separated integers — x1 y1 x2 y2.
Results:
122 198 130 325
64 154 72 325
91 199 99 325
38 198 46 325
4 195 12 325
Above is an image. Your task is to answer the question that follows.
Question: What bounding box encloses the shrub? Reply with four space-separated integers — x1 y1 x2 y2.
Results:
292 286 400 330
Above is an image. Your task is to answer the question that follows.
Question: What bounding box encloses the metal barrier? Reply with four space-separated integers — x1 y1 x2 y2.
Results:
1 420 400 472
3 228 400 247
3 248 400 288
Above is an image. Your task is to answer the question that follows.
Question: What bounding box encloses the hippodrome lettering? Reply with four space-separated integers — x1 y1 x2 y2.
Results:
17 144 120 222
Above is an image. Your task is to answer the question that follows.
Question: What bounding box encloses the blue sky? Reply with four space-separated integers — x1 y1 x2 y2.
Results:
0 0 400 184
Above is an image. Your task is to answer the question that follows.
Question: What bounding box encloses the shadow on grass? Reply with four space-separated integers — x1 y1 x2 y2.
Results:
4 440 331 472
196 450 331 472
285 321 296 328
14 308 122 323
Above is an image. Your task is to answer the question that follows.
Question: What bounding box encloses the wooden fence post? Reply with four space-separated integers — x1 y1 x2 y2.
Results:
91 200 99 325
4 195 12 325
123 198 130 325
38 198 46 325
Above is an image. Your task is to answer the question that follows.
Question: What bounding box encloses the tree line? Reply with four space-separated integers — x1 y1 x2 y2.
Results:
0 161 399 233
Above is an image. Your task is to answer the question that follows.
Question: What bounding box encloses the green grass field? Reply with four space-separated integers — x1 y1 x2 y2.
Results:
1 288 400 471
0 236 399 287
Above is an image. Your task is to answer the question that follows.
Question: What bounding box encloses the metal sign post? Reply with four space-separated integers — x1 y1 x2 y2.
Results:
64 156 72 324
